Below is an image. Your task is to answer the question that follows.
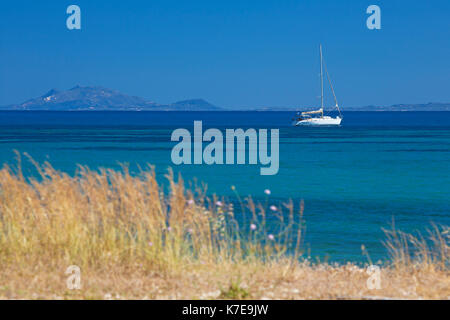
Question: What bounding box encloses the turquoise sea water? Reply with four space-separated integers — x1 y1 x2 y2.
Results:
0 111 449 262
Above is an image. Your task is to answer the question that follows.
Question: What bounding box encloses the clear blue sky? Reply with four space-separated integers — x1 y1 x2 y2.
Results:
0 0 449 108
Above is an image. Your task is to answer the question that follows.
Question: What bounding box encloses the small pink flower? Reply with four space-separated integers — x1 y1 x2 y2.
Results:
216 201 223 207
148 241 153 246
250 223 257 231
167 226 172 232
187 228 193 234
264 189 271 195
270 205 277 211
268 234 275 241
187 199 194 205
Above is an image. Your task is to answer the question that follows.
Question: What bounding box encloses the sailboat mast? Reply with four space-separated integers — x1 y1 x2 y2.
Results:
320 44 324 117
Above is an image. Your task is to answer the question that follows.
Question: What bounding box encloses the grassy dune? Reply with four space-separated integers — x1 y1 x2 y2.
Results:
0 158 448 299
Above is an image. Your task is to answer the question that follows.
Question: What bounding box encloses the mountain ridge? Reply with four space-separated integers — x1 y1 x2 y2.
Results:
1 86 221 111
231 102 450 111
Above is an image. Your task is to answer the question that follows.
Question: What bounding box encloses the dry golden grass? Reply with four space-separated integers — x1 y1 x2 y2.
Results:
0 157 448 299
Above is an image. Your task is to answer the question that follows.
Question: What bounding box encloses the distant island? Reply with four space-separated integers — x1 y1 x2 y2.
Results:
235 103 450 112
1 86 449 111
345 103 450 112
0 86 221 111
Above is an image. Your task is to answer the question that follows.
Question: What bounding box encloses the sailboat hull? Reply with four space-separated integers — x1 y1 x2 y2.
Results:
295 116 342 126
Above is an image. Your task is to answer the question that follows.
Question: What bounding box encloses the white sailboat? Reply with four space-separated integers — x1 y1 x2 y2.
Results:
294 45 342 126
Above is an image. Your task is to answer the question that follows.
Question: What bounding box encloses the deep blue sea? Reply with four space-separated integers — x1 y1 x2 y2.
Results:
0 111 449 263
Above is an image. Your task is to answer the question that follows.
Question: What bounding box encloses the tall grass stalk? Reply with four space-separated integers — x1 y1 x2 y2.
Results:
0 158 304 272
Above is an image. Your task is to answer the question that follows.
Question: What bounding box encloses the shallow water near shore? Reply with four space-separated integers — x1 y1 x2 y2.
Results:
0 111 449 263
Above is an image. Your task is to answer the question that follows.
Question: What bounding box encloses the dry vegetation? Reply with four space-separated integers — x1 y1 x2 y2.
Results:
0 157 448 299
